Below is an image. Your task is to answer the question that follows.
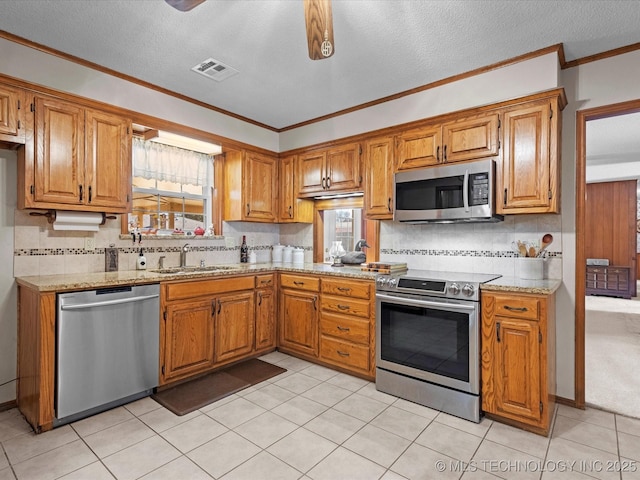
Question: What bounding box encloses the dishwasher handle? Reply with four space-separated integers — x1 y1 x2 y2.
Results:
60 293 160 311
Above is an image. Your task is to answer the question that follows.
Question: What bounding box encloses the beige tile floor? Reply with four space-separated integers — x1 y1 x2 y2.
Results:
1 352 639 480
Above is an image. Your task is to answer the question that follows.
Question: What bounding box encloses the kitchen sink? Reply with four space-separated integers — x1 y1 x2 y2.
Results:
151 265 239 275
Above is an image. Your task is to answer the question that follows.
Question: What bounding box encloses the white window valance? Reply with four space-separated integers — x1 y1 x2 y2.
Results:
132 137 213 187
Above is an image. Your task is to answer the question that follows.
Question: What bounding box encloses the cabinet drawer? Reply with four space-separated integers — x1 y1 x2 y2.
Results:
321 278 371 300
320 336 370 372
494 295 539 320
320 313 370 344
164 275 254 301
280 274 319 292
255 274 275 288
321 295 370 318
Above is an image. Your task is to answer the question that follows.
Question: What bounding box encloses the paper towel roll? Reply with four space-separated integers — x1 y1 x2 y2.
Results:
52 211 104 231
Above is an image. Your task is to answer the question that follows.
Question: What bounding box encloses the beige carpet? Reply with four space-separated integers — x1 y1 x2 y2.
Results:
585 290 640 419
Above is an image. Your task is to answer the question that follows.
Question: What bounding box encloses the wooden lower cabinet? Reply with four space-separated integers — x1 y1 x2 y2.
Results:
278 283 319 357
319 278 375 378
160 275 264 385
481 291 556 436
163 298 215 382
255 274 277 352
214 291 255 364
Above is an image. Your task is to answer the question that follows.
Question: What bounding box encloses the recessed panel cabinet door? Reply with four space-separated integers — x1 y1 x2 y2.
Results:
500 102 552 211
395 125 441 170
0 85 20 138
279 289 318 357
325 143 361 192
85 109 131 210
442 113 500 163
298 150 326 195
255 288 276 351
163 299 215 382
495 318 541 423
215 291 255 363
244 152 277 221
34 97 85 205
364 136 394 219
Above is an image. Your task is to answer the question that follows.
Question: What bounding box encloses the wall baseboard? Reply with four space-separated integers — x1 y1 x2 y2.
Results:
0 399 17 412
554 395 579 409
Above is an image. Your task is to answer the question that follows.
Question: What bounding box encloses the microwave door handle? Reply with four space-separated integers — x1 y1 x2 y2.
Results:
463 169 470 212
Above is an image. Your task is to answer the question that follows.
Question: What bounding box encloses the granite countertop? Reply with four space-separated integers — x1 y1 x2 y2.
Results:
14 263 378 292
15 263 562 295
482 276 562 295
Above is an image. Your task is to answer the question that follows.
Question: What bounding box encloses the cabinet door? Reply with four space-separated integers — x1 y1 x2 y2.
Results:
34 97 85 205
499 102 552 212
298 150 326 195
279 155 297 222
215 291 255 363
279 288 318 356
163 298 215 382
442 113 499 163
0 84 21 140
395 125 441 170
255 288 276 351
494 317 541 424
85 109 131 211
244 152 277 221
364 136 394 219
325 143 361 192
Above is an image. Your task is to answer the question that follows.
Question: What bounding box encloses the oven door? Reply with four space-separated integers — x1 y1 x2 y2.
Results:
376 292 479 394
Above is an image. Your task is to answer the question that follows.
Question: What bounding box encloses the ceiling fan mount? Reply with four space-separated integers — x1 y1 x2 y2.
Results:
165 0 335 60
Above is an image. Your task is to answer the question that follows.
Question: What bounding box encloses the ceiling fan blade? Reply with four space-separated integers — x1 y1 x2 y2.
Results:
304 0 334 60
165 0 206 12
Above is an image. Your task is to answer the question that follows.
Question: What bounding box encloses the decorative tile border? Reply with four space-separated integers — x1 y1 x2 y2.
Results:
14 244 313 256
380 248 562 258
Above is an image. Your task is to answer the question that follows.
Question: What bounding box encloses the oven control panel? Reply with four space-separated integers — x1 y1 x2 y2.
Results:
376 274 479 300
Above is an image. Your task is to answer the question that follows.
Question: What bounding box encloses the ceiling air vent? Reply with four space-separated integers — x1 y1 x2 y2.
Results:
191 58 239 82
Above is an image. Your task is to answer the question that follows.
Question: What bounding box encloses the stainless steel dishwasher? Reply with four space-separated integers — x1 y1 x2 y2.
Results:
56 284 160 425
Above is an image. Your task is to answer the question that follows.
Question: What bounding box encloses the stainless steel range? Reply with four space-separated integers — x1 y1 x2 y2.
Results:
375 269 501 423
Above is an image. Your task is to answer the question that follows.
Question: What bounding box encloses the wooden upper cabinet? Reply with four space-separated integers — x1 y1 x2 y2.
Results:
442 113 500 163
85 109 131 210
395 113 499 171
298 142 362 197
19 94 132 213
395 124 441 170
278 155 313 223
224 150 278 222
33 97 85 206
498 94 563 214
364 135 394 219
0 84 25 144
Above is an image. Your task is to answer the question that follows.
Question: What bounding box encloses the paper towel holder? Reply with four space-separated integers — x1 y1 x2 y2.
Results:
29 210 117 225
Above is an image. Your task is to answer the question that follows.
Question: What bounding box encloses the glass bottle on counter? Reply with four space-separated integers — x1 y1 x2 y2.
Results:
240 235 249 263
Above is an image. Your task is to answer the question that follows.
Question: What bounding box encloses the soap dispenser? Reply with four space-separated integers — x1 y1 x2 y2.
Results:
136 248 147 270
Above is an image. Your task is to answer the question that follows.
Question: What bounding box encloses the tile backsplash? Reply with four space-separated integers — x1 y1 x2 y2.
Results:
13 210 561 280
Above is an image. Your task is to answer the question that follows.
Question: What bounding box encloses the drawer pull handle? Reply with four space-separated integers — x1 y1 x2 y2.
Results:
260 279 272 285
504 305 528 312
293 281 305 286
313 296 317 310
258 291 263 306
337 287 351 292
337 325 350 332
337 304 350 310
496 322 501 342
337 350 350 357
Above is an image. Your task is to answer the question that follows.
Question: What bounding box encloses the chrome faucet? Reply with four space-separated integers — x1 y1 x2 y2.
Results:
180 243 190 268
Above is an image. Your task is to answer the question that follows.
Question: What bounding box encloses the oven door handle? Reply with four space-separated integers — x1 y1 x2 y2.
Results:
376 293 476 314
463 168 470 212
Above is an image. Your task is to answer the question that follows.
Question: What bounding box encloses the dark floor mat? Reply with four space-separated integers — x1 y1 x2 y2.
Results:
151 359 287 416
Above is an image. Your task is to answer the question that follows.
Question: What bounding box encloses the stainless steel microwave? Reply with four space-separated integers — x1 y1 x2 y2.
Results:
394 158 503 223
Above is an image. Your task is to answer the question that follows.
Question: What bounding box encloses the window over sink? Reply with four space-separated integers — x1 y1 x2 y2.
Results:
125 136 215 235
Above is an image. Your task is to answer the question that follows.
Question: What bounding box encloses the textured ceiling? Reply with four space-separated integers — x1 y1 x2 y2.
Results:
1 0 640 129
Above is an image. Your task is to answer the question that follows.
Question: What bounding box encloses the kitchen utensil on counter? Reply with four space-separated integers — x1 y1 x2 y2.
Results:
537 234 554 257
528 245 536 258
517 240 527 257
